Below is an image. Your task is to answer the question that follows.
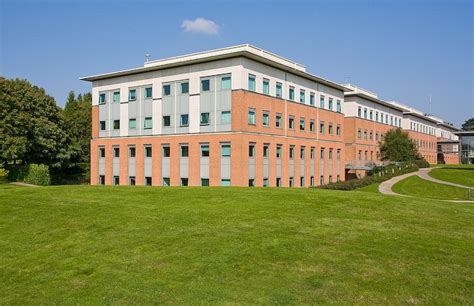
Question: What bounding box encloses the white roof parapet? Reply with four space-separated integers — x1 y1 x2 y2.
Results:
144 44 306 72
343 84 378 98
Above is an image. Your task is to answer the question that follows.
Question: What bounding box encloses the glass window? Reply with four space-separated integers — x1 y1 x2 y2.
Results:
289 177 294 187
129 118 136 129
163 178 170 186
221 76 231 90
320 96 325 108
221 144 231 157
145 146 152 158
249 144 255 157
276 145 282 158
113 91 120 103
99 147 105 158
329 124 333 135
262 112 269 126
200 112 210 125
181 82 189 94
221 179 231 187
163 116 171 127
370 111 373 120
276 83 282 98
336 125 341 136
329 149 333 160
358 107 362 117
299 118 305 131
144 117 152 129
201 79 210 91
248 179 255 187
181 178 188 186
310 147 315 159
289 116 295 129
201 179 209 186
364 108 367 119
300 90 305 103
300 147 305 159
181 145 189 157
145 177 152 186
319 122 325 134
336 100 341 112
310 93 315 106
263 145 269 158
248 75 256 91
289 87 295 100
201 144 210 157
162 145 170 157
113 147 120 158
129 176 136 186
320 148 325 159
276 114 282 128
328 98 333 110
129 146 136 158
163 85 171 96
100 121 106 131
113 120 120 130
113 176 120 185
310 120 315 132
358 129 361 139
99 93 106 104
145 87 152 99
221 111 231 124
263 79 270 95
180 114 189 126
289 146 294 159
263 178 269 187
248 109 256 125
364 130 368 140
128 89 136 101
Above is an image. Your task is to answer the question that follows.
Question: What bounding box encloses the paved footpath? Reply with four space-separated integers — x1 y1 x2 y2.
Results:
378 167 473 202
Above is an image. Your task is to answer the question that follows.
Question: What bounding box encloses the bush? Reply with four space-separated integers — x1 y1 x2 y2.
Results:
414 159 430 168
318 161 421 191
24 164 51 186
7 165 29 182
0 166 8 184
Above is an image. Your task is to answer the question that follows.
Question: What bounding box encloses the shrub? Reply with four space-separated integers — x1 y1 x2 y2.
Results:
318 161 420 191
7 165 29 182
0 166 8 183
24 164 51 186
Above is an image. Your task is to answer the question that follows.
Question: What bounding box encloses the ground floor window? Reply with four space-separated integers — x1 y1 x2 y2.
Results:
263 178 269 187
129 176 136 186
300 177 305 187
320 176 324 185
113 176 119 186
329 175 333 183
310 176 314 186
145 177 152 186
248 179 255 187
221 179 231 186
201 178 209 186
99 175 105 185
181 178 188 186
289 177 294 187
163 177 170 186
276 177 281 187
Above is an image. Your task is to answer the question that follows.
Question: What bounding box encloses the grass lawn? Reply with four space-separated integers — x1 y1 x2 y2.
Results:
392 175 472 201
429 168 474 187
356 183 380 193
1 185 473 304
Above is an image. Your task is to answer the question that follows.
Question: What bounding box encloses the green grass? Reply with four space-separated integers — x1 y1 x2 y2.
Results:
429 168 474 187
356 182 380 193
392 175 472 201
1 185 473 304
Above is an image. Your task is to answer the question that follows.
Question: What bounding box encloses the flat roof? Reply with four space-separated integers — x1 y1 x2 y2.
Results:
402 111 439 124
456 131 474 136
80 44 348 92
344 91 406 112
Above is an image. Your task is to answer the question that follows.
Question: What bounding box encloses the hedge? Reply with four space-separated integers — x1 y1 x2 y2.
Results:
7 164 51 186
318 160 426 191
0 166 8 184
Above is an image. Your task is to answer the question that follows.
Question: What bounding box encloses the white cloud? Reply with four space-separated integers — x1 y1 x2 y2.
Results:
181 18 220 35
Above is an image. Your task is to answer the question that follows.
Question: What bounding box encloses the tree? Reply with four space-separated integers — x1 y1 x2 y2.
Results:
461 118 474 131
63 91 92 162
379 128 423 162
0 78 72 168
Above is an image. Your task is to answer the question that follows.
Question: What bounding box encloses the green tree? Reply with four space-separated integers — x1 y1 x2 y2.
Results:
63 91 92 162
0 78 72 168
379 128 423 162
461 118 474 131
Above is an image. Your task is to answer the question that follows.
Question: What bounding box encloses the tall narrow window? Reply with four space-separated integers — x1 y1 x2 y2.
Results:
336 100 341 112
113 91 120 103
99 93 106 105
289 87 295 100
299 118 305 131
310 120 315 132
128 89 136 101
248 75 256 91
289 146 294 159
163 116 171 127
129 146 136 158
310 93 315 106
263 144 269 158
276 145 282 159
181 82 189 94
276 114 282 128
99 147 105 158
180 114 189 126
328 98 333 110
248 109 256 125
276 83 282 98
249 144 255 157
200 112 210 125
221 76 231 90
289 116 295 129
145 146 152 158
319 122 325 134
263 79 270 95
201 79 210 91
100 121 106 131
358 107 362 117
129 118 136 129
320 96 325 108
162 145 170 158
300 90 305 103
328 123 333 135
113 120 120 130
262 112 269 127
144 87 152 99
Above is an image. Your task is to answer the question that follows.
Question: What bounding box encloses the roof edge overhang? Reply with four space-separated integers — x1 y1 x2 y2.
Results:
344 92 406 112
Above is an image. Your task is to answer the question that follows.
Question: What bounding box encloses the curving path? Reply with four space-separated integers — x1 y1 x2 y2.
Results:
378 167 473 202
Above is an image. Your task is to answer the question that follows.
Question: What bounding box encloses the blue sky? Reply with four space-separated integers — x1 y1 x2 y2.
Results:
1 0 472 126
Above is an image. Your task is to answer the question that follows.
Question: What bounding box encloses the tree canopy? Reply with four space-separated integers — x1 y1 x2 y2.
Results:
0 78 72 168
461 118 474 131
379 128 423 162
